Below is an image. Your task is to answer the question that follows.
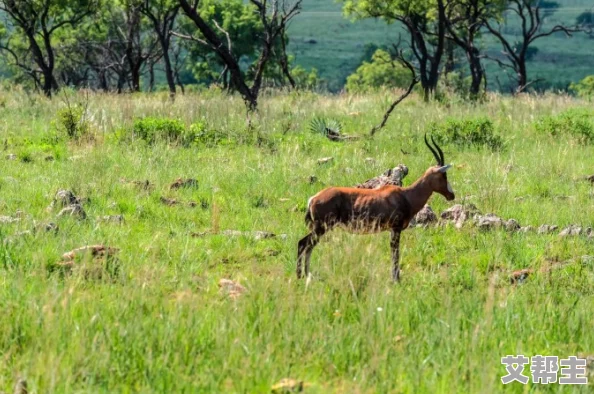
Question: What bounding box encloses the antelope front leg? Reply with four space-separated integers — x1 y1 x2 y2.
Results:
390 229 401 282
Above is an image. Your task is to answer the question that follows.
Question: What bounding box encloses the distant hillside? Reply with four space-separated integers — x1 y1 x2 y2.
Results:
287 0 594 92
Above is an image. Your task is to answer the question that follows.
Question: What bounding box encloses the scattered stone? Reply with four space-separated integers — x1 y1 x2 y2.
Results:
13 378 27 394
54 245 120 279
409 205 436 227
505 219 521 232
253 231 277 241
356 164 409 189
57 204 86 220
221 230 243 237
62 245 119 261
559 225 582 237
35 222 58 233
170 178 199 190
190 231 209 237
519 225 533 233
308 175 318 184
271 378 303 393
218 279 246 299
264 249 280 257
50 189 80 209
160 196 180 206
587 175 594 183
440 203 481 229
475 213 504 230
510 269 533 285
219 230 287 241
317 157 333 165
6 153 17 160
188 201 198 208
537 224 558 234
101 215 124 224
0 216 20 224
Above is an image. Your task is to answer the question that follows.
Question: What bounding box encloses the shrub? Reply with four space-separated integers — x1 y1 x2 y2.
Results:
54 105 90 140
346 49 412 93
190 121 231 147
131 117 194 146
570 75 594 99
429 117 503 150
534 109 594 144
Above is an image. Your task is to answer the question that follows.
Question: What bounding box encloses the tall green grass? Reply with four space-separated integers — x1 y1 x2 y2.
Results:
1 88 593 392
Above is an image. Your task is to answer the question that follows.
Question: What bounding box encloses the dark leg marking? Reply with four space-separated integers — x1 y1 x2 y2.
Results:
390 229 401 282
296 226 326 279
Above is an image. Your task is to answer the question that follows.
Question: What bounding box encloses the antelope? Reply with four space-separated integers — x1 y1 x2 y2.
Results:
297 135 455 282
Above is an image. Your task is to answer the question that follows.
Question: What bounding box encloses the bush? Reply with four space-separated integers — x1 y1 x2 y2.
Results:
131 117 195 146
346 49 412 93
429 117 503 150
570 75 594 99
190 121 232 147
54 105 90 140
534 109 594 144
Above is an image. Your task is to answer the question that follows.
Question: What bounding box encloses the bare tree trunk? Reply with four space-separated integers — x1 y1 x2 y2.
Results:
161 40 176 99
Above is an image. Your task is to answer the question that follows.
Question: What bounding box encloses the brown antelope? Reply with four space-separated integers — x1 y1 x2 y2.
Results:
297 135 455 282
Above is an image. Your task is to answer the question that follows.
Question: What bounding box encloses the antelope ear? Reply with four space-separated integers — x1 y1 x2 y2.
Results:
438 165 451 173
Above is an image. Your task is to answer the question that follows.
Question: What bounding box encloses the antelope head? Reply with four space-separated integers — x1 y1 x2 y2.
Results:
424 134 455 201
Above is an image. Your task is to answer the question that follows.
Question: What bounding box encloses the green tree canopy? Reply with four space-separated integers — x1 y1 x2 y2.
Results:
346 49 412 93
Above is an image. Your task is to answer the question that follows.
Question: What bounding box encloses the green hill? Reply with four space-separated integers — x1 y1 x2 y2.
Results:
287 0 594 91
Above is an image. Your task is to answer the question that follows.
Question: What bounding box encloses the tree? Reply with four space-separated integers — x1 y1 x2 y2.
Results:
177 0 262 89
140 0 180 99
343 0 446 100
176 0 302 110
443 0 499 97
483 0 580 93
0 0 99 97
346 49 414 93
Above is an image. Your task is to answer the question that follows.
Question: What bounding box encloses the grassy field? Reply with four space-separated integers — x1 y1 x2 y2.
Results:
1 87 594 392
288 0 594 91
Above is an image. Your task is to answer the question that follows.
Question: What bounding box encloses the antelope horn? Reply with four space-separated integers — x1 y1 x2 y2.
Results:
424 133 441 166
431 135 445 166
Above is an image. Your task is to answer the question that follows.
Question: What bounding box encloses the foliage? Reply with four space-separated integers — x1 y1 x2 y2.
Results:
53 105 90 140
130 117 194 146
309 117 342 136
346 49 412 93
430 117 503 150
570 75 594 99
535 108 594 144
291 66 322 90
180 0 262 85
189 120 232 147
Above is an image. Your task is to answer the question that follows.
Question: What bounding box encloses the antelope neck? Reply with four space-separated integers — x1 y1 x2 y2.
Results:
402 176 434 216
